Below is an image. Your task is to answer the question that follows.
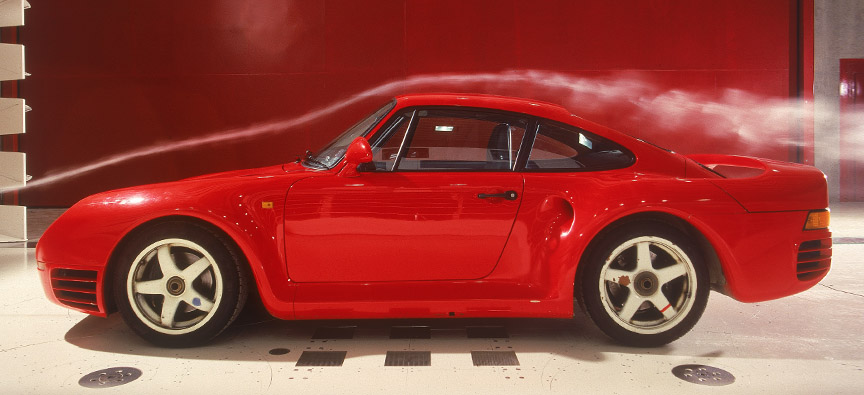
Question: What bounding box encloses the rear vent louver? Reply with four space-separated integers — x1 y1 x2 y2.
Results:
796 238 832 281
51 269 99 312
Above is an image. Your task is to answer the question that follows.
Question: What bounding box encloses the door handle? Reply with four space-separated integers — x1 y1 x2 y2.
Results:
477 190 519 200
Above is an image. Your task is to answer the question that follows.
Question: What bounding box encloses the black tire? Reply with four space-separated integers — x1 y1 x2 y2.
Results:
113 221 248 347
581 225 708 347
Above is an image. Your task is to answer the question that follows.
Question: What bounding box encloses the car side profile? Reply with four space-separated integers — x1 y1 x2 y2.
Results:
36 94 832 347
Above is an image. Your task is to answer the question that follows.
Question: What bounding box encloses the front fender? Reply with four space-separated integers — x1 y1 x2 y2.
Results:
36 176 301 319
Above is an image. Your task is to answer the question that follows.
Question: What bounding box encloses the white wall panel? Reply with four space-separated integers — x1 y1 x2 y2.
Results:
0 151 25 189
0 97 24 135
0 0 28 27
0 43 23 81
0 0 25 243
0 204 25 242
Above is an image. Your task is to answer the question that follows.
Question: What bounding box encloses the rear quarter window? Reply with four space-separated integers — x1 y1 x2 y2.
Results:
526 121 634 171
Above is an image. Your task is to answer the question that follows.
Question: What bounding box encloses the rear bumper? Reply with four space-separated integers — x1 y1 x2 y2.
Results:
699 211 832 303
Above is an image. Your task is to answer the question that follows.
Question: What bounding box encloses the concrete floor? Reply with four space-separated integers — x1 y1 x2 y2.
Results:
1 207 862 394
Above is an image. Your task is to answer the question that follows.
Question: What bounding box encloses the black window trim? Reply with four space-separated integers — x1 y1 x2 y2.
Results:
364 105 537 173
362 106 635 174
390 109 419 171
513 120 539 172
520 119 636 173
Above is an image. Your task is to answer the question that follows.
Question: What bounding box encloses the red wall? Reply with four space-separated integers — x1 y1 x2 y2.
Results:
20 0 803 206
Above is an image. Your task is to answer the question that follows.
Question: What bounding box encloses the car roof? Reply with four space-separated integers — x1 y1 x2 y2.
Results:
391 93 683 174
393 93 573 121
392 93 640 147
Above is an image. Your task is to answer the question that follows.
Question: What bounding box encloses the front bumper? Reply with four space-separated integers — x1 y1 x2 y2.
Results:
38 261 108 317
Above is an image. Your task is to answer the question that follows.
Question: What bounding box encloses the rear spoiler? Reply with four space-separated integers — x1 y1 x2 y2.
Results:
686 154 828 212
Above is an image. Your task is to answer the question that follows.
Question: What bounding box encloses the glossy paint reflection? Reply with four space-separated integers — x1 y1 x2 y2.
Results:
36 94 831 323
285 172 523 282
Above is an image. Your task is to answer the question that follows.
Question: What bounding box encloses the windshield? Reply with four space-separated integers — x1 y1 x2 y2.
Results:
303 100 396 169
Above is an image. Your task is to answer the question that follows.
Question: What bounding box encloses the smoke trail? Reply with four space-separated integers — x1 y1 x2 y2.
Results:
2 70 861 193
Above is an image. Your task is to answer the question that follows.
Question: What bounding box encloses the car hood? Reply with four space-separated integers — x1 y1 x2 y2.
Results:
70 162 318 210
182 162 309 181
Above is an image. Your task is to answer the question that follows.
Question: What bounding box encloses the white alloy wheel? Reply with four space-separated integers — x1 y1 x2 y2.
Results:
581 225 708 346
126 239 224 335
599 236 696 334
114 222 248 347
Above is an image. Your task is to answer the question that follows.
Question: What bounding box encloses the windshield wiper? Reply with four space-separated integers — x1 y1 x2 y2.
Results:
302 150 328 169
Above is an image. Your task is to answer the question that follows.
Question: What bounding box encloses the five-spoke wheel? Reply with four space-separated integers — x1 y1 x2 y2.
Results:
114 222 248 347
581 225 708 346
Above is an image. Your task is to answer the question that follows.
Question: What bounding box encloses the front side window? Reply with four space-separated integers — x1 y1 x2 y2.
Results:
526 122 633 171
372 108 529 171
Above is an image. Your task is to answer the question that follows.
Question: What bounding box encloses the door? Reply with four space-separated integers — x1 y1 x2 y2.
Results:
840 59 864 201
284 173 523 282
284 107 531 282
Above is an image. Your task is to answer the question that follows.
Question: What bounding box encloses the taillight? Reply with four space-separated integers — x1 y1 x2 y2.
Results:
804 209 830 230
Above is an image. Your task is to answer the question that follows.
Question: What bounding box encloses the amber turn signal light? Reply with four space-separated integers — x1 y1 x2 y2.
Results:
804 209 830 230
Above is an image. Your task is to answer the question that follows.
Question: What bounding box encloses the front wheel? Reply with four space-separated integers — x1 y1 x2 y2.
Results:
113 222 248 347
581 225 708 346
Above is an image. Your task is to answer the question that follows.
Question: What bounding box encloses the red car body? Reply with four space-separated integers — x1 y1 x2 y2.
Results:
36 94 831 345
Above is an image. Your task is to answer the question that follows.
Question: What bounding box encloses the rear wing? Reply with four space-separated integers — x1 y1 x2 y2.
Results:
686 154 828 212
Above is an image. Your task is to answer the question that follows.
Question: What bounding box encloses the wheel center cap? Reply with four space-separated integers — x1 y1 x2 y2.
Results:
633 271 659 296
166 276 185 296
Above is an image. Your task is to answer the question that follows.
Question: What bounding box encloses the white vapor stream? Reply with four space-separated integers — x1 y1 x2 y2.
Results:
2 70 860 193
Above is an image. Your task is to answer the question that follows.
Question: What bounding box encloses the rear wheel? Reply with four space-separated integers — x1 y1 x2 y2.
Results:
113 222 248 347
581 225 708 346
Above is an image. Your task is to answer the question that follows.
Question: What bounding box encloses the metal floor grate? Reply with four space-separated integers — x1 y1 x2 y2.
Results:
384 351 432 366
471 351 520 366
296 351 348 367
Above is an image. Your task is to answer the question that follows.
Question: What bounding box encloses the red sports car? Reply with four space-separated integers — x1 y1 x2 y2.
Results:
36 94 832 347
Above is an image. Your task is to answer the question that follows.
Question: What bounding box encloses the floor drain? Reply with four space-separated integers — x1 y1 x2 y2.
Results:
79 367 142 388
672 364 734 386
269 348 291 355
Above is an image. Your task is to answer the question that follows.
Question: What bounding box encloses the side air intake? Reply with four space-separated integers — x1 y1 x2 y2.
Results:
51 268 99 313
796 238 832 281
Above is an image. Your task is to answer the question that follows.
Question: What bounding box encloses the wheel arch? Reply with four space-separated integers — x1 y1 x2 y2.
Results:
575 211 728 306
102 215 258 315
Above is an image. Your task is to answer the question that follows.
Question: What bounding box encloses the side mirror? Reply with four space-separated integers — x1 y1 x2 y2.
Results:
339 137 373 177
